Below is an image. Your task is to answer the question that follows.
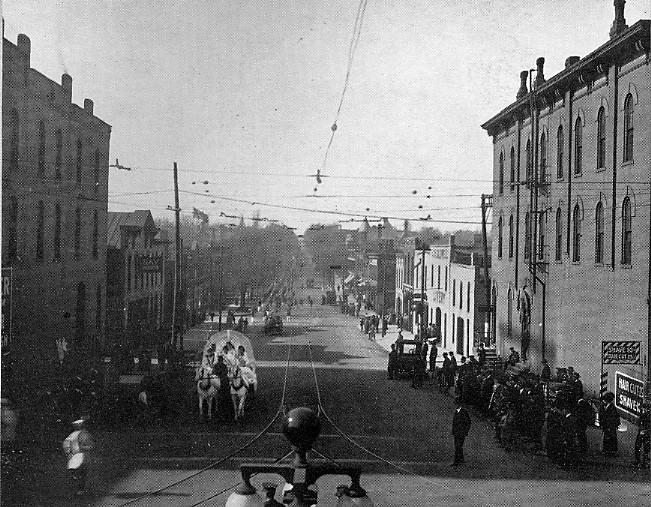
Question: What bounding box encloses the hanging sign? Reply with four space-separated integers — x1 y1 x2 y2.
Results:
602 341 640 364
615 372 644 419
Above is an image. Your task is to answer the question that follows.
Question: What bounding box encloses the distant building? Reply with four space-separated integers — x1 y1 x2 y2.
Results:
482 3 649 400
106 211 169 360
413 235 491 358
2 33 111 377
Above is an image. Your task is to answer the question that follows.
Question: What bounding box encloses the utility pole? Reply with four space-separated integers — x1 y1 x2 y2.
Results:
481 194 492 344
420 239 426 340
171 162 183 352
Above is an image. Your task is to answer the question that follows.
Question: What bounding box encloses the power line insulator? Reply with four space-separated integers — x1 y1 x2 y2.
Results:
331 123 337 132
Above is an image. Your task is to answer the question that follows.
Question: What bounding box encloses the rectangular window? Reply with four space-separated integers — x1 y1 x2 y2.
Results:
467 282 471 312
443 313 447 347
74 208 82 258
92 211 99 258
452 313 455 343
459 282 463 310
437 266 441 289
444 267 448 291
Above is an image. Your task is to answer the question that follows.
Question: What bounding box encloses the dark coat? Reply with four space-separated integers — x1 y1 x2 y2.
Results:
452 407 472 437
599 403 620 432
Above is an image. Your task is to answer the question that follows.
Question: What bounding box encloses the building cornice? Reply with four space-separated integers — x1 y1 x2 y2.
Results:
481 20 649 137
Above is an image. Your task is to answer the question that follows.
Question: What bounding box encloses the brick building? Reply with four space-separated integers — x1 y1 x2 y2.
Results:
2 33 111 378
482 3 649 404
106 211 169 360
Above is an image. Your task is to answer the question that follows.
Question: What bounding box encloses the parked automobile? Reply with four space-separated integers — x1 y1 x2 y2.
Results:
264 316 284 335
395 340 423 378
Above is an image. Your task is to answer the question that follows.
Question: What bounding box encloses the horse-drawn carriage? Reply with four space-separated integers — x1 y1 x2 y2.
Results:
195 330 258 421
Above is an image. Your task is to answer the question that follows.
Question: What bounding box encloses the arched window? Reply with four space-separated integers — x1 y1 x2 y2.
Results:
508 215 514 258
76 139 83 184
507 288 513 338
452 280 456 306
4 196 18 262
92 210 99 258
497 216 503 258
466 282 470 312
555 208 562 261
38 121 46 177
459 282 463 310
36 201 45 261
55 129 63 179
540 132 547 182
75 282 86 347
54 203 62 259
498 152 504 195
572 204 581 262
525 139 532 185
75 208 82 258
597 107 606 169
595 202 604 263
574 118 582 175
9 109 19 171
556 125 564 179
94 149 100 193
524 212 531 259
623 94 634 162
510 147 515 191
622 197 632 264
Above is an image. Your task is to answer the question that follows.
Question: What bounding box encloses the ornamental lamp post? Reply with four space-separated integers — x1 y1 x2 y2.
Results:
225 407 375 507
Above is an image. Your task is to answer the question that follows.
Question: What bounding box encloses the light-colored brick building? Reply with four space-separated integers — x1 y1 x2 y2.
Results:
2 32 111 377
482 4 649 406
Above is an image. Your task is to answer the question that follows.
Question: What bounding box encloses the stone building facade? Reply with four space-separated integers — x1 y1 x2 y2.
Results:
2 33 111 377
482 5 649 403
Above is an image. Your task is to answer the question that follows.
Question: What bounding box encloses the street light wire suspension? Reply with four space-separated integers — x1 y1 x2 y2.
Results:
316 0 370 189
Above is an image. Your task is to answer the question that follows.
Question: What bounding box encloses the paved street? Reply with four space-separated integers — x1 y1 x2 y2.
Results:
4 300 650 507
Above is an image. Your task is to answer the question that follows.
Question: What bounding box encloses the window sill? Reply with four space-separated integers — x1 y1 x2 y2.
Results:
621 160 634 168
573 172 582 178
554 260 563 264
556 177 564 182
596 166 606 173
620 263 632 269
571 261 581 265
594 262 604 267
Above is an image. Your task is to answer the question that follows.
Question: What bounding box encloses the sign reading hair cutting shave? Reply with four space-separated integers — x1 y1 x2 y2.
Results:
602 341 640 364
615 372 643 419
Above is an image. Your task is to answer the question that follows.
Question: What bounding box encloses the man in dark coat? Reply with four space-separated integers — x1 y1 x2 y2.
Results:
477 343 486 367
441 353 450 388
598 392 620 457
540 359 551 381
387 344 397 380
574 395 594 456
451 397 472 465
429 343 438 376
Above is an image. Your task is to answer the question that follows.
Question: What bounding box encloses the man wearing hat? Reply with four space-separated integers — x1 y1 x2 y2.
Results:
451 397 472 465
62 417 94 495
598 392 620 457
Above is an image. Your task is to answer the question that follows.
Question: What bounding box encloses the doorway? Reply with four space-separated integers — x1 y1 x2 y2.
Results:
456 316 464 355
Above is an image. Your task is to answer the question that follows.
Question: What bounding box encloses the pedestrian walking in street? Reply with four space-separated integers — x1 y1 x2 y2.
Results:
429 343 438 378
368 326 375 341
598 392 620 457
411 357 425 388
441 353 451 389
387 344 397 380
62 418 94 495
451 397 471 465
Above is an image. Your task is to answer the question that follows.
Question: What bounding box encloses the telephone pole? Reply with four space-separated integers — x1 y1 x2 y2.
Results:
171 162 183 352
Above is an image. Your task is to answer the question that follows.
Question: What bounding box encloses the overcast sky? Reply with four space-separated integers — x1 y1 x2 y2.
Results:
4 0 649 233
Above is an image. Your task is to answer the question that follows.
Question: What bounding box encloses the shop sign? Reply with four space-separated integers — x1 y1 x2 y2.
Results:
602 341 640 364
1 268 12 348
139 255 162 273
430 247 449 260
615 372 644 419
431 290 445 304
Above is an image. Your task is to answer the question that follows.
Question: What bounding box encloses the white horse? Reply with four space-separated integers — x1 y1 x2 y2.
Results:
229 365 248 421
195 366 221 420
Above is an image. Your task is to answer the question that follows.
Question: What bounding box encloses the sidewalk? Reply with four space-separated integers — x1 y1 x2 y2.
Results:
346 314 644 473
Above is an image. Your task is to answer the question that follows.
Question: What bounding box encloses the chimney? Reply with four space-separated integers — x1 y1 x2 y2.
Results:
17 34 31 66
84 99 94 115
61 74 72 102
565 56 580 68
534 57 546 89
610 0 628 38
516 70 528 100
